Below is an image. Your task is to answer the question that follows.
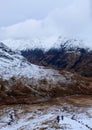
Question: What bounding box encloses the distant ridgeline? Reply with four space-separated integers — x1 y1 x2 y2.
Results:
21 43 92 77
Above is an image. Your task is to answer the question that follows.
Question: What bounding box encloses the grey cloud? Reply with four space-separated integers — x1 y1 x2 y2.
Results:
0 0 68 27
0 0 92 47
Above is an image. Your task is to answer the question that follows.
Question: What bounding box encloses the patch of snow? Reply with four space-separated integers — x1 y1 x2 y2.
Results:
59 117 89 130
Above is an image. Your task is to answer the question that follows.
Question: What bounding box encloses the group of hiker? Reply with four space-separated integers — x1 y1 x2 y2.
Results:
57 115 64 123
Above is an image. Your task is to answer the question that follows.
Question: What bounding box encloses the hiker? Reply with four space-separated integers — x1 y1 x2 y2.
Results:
8 110 16 125
71 115 75 120
57 115 60 123
61 115 64 120
9 113 14 122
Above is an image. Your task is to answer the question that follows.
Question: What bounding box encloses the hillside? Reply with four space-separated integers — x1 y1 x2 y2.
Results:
0 42 92 130
0 42 62 80
3 37 92 77
21 39 92 77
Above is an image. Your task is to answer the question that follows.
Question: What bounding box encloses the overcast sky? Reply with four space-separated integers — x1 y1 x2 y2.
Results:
0 0 72 27
0 0 92 47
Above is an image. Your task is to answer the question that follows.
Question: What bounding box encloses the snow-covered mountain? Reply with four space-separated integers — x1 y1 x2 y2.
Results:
0 42 65 80
2 36 89 51
20 39 92 77
2 37 92 77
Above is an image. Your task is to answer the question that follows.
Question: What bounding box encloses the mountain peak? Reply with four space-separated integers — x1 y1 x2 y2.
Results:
0 42 9 50
0 41 15 55
2 36 90 51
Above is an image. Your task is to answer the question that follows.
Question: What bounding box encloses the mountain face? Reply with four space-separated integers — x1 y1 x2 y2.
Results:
2 38 92 77
0 42 64 80
0 42 92 105
21 40 92 77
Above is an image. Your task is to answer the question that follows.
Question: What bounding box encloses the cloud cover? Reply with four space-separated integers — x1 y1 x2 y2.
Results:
0 0 92 47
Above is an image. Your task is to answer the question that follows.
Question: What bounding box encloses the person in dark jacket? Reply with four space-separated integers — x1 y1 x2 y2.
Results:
57 115 60 123
61 115 64 120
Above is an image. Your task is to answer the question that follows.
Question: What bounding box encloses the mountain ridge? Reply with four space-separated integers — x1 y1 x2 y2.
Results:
2 36 90 51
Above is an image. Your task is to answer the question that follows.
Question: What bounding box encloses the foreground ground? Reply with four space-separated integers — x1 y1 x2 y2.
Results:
0 95 92 130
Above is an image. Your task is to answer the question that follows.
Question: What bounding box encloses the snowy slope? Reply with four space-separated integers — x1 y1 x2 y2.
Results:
0 99 92 130
0 42 67 81
2 36 89 51
1 114 89 130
